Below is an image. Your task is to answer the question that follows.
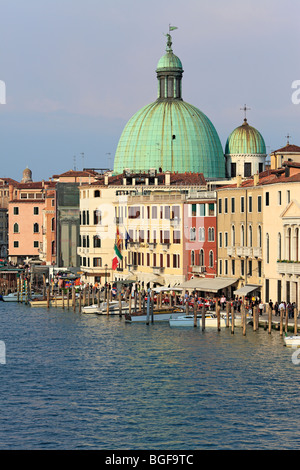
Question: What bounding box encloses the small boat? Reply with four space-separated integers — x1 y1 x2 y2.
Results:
169 313 227 328
169 314 201 327
125 309 183 323
3 292 43 302
284 334 300 348
82 301 129 314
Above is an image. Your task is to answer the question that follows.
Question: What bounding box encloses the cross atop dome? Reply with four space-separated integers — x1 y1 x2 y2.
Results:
240 104 251 122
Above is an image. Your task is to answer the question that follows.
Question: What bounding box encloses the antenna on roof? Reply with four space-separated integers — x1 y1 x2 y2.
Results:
286 133 291 145
73 155 76 171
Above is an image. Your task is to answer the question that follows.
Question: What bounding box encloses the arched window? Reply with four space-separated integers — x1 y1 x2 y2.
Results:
191 250 195 266
93 235 101 248
249 225 252 247
51 218 55 232
296 228 299 262
199 227 205 242
13 223 19 233
209 250 214 268
190 227 196 241
258 225 262 248
199 249 204 266
241 225 245 247
33 223 39 233
266 233 270 264
231 225 235 246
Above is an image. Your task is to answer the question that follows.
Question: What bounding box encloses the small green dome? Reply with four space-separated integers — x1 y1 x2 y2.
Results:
156 52 183 71
225 119 266 155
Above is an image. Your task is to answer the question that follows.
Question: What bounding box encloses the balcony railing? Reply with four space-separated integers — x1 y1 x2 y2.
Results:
191 266 206 274
277 261 300 275
152 266 165 275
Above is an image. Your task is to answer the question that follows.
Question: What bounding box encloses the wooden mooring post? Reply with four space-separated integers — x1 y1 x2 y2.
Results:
226 302 230 328
285 306 289 333
106 288 110 315
268 305 272 334
294 306 298 334
231 305 235 334
193 299 197 328
253 305 257 332
280 307 284 336
216 304 221 331
47 287 50 309
119 292 122 317
79 291 82 313
201 304 205 331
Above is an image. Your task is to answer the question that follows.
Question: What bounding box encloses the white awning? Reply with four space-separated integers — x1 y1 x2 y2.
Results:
233 285 260 296
178 277 237 293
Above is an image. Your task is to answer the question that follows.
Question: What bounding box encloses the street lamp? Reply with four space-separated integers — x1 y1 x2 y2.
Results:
105 264 108 301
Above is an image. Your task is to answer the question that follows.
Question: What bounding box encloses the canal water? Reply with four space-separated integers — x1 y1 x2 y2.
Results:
0 301 299 450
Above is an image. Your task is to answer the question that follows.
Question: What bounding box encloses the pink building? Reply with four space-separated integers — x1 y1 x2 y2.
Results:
184 194 217 280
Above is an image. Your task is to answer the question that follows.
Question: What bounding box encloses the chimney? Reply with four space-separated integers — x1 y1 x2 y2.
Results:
253 174 259 186
165 171 171 186
236 175 242 188
104 175 109 185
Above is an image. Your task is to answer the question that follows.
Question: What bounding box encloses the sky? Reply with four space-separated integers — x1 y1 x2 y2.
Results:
0 0 299 182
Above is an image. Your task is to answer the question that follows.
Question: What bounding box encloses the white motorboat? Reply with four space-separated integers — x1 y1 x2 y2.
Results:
3 292 43 302
125 310 183 323
82 300 129 314
169 313 227 328
169 314 201 327
284 335 300 348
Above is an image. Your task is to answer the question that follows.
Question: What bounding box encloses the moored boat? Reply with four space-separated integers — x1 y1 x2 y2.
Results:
125 309 183 323
82 301 129 314
169 313 227 328
284 334 300 348
3 292 43 302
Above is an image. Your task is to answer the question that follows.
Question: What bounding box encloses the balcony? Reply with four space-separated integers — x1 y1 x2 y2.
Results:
148 242 157 251
277 261 300 275
170 217 181 227
227 246 235 257
127 263 138 271
236 246 253 257
161 242 170 251
152 266 165 275
191 266 206 274
253 247 262 258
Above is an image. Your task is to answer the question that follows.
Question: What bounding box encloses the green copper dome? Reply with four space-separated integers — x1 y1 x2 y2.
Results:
225 119 266 155
113 34 225 179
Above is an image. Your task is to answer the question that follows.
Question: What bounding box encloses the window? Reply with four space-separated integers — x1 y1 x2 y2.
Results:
244 162 251 177
241 259 244 276
13 207 19 215
258 196 262 213
33 207 39 215
94 190 100 197
94 210 101 225
33 223 39 233
219 232 222 248
278 191 282 205
199 227 205 242
258 225 262 248
208 227 215 242
266 233 270 263
173 230 181 244
224 232 228 247
249 225 252 247
265 192 269 206
219 259 222 275
128 206 140 219
287 190 290 204
190 227 196 241
231 225 235 245
152 206 157 219
34 241 39 248
258 261 262 278
209 251 214 268
191 250 195 266
173 254 180 268
13 223 19 233
191 204 197 217
164 206 170 219
14 241 19 248
231 162 236 177
278 233 281 260
248 260 252 276
93 258 102 267
241 225 245 247
218 199 222 214
248 196 252 213
93 235 101 248
199 249 204 266
240 196 245 213
199 204 206 217
51 218 55 232
232 259 235 275
224 198 228 214
231 198 235 213
225 259 228 275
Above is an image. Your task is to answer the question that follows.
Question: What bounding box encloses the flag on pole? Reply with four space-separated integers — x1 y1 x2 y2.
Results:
125 230 130 249
169 26 178 31
112 228 123 270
